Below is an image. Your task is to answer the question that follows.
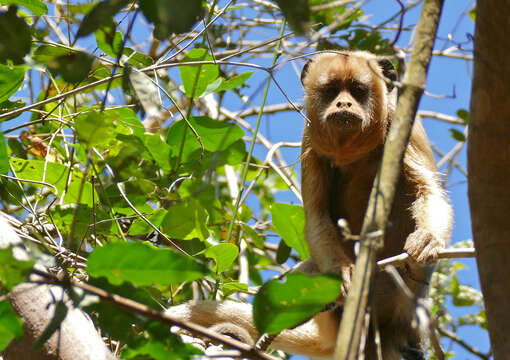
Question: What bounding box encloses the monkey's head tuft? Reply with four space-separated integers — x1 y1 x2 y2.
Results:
301 51 397 165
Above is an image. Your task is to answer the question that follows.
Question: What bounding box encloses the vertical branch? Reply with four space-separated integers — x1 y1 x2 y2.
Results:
468 1 510 358
333 1 444 359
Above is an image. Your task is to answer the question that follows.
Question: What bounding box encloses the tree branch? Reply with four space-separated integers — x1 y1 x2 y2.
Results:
334 1 445 359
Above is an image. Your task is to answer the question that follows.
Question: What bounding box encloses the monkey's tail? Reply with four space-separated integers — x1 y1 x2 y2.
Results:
165 300 339 358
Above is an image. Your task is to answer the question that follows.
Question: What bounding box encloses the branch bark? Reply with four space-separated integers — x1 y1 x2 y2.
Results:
467 1 510 358
0 217 115 360
333 1 444 359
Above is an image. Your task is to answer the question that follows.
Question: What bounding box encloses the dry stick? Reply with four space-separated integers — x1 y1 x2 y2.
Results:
333 1 445 359
30 268 278 360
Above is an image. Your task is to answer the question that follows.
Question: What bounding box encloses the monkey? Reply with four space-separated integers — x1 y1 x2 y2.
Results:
165 51 453 360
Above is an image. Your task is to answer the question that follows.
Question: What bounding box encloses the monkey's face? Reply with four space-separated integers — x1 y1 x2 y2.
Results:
301 52 396 164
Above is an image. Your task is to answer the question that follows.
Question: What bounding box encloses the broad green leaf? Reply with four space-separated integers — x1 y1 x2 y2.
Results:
128 208 167 236
84 277 161 344
143 134 172 171
273 0 309 35
32 44 70 63
0 247 34 290
87 242 209 286
456 109 469 124
0 130 8 174
94 24 123 58
113 107 145 137
253 273 341 334
47 51 94 83
0 6 31 64
139 0 203 40
204 243 239 273
10 158 97 206
179 48 219 98
0 0 47 16
215 71 254 92
271 203 309 259
161 199 209 241
468 6 476 21
123 328 202 360
76 0 129 38
75 111 115 146
0 301 24 351
221 281 249 297
33 301 68 349
0 64 25 103
276 240 291 265
449 128 466 142
51 204 114 244
167 116 244 163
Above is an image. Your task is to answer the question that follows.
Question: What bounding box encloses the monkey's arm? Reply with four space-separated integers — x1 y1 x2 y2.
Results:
301 133 354 279
404 125 453 263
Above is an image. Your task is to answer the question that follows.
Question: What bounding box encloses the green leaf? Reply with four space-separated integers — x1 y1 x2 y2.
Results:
10 158 97 206
253 273 341 334
456 109 469 124
32 44 70 63
0 130 8 174
276 240 291 264
204 243 239 273
123 327 202 360
0 64 25 102
468 6 476 21
167 116 244 163
0 301 24 351
221 281 249 297
75 111 115 146
274 0 309 35
179 48 219 98
33 300 68 349
94 23 123 57
271 203 309 259
0 0 47 16
0 6 31 64
76 0 129 38
0 247 34 290
139 0 203 40
47 51 94 83
449 128 466 142
84 277 161 344
128 209 167 236
87 242 209 286
161 199 209 241
143 134 172 171
215 71 254 92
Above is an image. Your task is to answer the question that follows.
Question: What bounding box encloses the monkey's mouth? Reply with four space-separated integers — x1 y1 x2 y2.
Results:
326 111 363 128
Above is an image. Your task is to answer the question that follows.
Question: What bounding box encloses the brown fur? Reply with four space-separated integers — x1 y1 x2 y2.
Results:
166 51 452 359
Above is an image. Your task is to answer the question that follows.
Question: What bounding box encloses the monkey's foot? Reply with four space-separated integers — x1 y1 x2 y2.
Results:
404 229 444 264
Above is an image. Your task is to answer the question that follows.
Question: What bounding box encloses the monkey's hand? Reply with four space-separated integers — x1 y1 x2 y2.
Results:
328 263 355 303
404 229 445 264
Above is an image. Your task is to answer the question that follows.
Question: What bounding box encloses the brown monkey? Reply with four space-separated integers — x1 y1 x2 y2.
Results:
166 51 453 359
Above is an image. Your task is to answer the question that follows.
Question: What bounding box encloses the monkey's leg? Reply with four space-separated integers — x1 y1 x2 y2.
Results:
166 300 339 358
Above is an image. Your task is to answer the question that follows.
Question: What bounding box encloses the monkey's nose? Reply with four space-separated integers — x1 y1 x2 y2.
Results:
336 101 352 108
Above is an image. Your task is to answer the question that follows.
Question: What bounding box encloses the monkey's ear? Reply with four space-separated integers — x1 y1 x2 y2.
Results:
377 58 397 92
301 58 313 85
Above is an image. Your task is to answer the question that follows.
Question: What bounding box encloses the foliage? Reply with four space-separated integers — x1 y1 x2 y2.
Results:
0 0 483 359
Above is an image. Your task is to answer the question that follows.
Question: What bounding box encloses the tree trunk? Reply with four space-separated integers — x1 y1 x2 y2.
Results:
467 1 510 358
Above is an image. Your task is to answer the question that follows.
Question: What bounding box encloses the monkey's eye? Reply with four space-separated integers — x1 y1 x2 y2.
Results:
350 82 369 102
321 85 340 102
